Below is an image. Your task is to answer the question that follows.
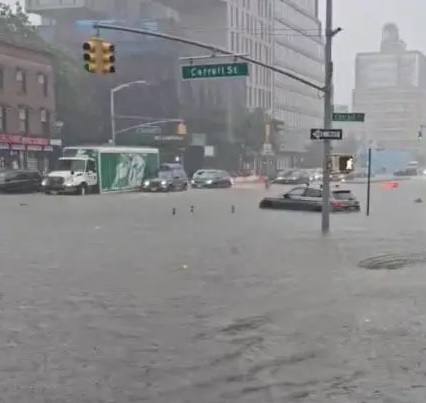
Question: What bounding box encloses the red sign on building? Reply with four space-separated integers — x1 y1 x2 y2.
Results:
0 134 49 146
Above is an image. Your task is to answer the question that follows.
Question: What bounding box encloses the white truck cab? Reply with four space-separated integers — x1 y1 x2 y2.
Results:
42 157 98 195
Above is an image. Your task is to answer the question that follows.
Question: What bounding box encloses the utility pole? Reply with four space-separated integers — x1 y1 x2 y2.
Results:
322 0 334 234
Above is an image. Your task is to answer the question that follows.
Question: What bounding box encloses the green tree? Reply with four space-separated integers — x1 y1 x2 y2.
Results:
0 1 104 144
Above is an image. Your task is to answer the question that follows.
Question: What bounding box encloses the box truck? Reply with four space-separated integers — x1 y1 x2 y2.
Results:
42 146 159 195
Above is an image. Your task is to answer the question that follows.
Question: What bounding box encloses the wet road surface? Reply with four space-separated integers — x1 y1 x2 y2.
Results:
1 179 426 402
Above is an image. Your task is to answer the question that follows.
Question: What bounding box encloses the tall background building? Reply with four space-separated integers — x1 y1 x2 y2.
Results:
148 0 325 164
272 0 324 161
352 23 426 153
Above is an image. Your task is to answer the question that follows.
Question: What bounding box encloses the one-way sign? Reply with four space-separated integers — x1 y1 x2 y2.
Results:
310 128 343 140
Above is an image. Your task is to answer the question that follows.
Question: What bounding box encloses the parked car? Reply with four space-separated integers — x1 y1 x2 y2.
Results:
330 171 347 182
306 168 323 182
142 163 188 192
191 169 232 188
259 184 360 212
394 167 417 176
0 169 42 193
272 169 310 185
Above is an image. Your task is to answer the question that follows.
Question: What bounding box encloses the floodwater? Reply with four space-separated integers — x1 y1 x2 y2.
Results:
0 179 425 402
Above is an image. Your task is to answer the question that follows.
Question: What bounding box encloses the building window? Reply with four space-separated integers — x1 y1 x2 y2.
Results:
38 73 48 97
16 69 26 94
40 108 50 135
18 106 29 133
0 106 6 132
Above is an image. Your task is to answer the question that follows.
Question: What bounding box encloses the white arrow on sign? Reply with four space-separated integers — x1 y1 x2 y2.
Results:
310 128 343 140
311 129 322 139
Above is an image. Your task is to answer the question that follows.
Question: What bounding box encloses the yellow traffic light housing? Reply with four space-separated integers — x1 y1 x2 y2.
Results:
82 37 116 74
338 154 354 172
99 41 116 74
177 122 187 136
82 38 100 73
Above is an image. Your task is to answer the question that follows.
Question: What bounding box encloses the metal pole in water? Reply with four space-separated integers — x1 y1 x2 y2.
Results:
321 0 334 234
366 147 372 216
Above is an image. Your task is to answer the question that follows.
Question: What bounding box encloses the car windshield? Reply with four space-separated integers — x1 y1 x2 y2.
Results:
157 170 172 179
194 170 219 179
332 190 354 200
57 159 86 172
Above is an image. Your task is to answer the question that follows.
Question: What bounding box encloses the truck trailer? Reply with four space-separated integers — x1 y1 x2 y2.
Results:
42 146 159 195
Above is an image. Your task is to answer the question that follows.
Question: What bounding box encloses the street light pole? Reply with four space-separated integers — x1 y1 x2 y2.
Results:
110 80 147 146
321 0 334 234
114 119 184 136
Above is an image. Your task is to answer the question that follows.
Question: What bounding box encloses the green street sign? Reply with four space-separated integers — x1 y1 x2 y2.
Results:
136 125 161 135
333 112 365 122
181 62 249 80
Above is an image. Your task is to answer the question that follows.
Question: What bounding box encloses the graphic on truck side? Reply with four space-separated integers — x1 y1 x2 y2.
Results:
101 153 146 191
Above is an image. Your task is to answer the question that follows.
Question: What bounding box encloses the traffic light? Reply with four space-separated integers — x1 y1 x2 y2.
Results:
83 38 100 73
82 37 115 74
338 154 354 172
99 40 115 73
177 122 187 136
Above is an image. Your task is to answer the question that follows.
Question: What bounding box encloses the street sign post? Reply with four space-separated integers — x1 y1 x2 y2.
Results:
181 62 249 80
310 128 343 140
332 112 365 122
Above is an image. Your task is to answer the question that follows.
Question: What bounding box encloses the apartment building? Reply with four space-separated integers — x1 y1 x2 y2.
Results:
0 39 56 171
272 0 324 154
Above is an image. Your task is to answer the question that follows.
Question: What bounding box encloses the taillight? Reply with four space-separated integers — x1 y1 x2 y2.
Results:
331 201 343 209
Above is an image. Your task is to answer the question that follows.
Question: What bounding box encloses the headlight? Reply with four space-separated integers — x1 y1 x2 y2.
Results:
206 180 213 184
143 180 150 186
161 180 167 185
41 178 48 186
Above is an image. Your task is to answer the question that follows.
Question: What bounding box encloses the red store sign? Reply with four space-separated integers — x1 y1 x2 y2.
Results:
0 134 49 146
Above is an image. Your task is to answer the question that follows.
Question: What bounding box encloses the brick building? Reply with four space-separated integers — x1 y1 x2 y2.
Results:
0 39 57 172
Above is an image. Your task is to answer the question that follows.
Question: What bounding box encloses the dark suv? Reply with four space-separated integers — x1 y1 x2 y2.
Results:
142 163 189 192
0 169 42 193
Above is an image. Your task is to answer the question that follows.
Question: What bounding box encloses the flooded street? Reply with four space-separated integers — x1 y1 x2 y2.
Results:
1 179 426 402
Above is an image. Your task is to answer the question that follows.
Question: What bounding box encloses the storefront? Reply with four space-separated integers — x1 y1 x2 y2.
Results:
0 134 57 174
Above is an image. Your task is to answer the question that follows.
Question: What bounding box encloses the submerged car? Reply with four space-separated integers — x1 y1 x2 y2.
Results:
191 170 232 188
259 184 360 212
272 169 310 185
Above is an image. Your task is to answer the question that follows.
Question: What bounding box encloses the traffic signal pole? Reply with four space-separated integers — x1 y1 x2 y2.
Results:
93 23 325 92
322 0 335 234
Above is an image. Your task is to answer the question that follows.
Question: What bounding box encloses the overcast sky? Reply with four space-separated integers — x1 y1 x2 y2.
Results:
319 0 426 106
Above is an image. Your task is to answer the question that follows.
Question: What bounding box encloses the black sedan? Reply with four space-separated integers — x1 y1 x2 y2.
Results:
394 167 417 176
191 170 232 189
0 169 42 193
259 185 360 212
272 169 310 185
